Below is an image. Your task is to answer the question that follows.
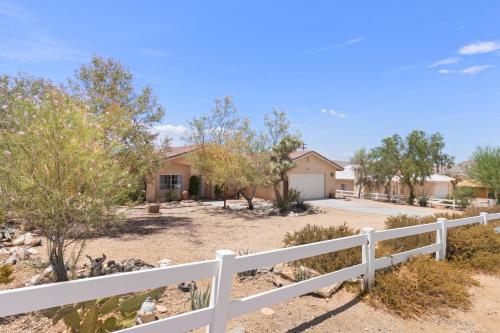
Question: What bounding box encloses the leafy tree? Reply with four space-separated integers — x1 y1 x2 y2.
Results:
350 148 373 198
0 78 130 281
188 175 201 200
399 131 453 204
467 146 500 202
71 56 165 203
369 134 403 200
264 108 291 147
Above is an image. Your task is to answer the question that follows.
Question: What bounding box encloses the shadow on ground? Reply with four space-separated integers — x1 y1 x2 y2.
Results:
91 215 194 238
285 295 362 333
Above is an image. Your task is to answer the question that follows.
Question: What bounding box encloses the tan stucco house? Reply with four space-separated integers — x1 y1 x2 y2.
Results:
146 146 344 202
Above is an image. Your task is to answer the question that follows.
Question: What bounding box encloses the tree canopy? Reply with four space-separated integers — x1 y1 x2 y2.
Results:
467 146 500 201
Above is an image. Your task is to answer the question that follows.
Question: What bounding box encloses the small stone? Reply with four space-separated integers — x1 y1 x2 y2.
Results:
260 307 274 316
6 253 18 265
156 305 168 313
157 259 172 267
27 248 38 255
12 235 25 246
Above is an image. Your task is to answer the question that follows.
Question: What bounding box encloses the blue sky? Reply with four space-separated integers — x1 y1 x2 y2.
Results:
1 1 499 161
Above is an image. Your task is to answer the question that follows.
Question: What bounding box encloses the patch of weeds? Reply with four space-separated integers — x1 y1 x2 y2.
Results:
283 223 361 274
0 264 14 284
293 267 313 282
367 256 478 318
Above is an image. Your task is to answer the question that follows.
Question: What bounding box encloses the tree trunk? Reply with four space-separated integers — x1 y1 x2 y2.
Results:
384 183 391 201
223 188 227 209
282 173 289 204
242 186 256 210
274 184 283 206
50 239 68 282
357 184 363 199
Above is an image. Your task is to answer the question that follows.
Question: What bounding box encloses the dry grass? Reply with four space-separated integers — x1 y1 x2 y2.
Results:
367 256 478 318
283 223 361 274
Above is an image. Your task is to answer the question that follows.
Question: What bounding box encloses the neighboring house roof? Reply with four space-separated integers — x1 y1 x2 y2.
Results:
289 150 344 170
162 145 198 160
444 160 473 177
336 164 355 180
426 174 454 182
457 179 488 188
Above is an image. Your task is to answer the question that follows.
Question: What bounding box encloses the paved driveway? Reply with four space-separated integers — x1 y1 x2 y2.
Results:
307 198 438 217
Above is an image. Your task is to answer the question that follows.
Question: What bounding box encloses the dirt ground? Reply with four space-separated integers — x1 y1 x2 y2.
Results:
1 200 499 332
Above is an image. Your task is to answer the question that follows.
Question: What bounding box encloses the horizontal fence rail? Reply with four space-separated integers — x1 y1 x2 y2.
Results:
0 212 498 333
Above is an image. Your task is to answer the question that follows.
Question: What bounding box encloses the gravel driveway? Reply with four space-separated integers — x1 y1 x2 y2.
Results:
307 198 443 217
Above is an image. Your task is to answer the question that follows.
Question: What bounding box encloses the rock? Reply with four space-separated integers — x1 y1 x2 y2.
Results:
15 247 29 260
228 327 246 333
6 253 18 265
260 307 274 316
147 204 160 214
23 233 33 245
272 276 290 288
25 274 41 287
25 237 42 247
157 259 172 267
12 235 25 246
136 311 157 324
27 248 38 255
312 281 344 298
0 247 9 254
156 305 168 313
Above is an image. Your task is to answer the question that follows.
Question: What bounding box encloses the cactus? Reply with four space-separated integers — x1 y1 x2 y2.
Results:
42 287 165 332
187 283 211 310
0 264 14 284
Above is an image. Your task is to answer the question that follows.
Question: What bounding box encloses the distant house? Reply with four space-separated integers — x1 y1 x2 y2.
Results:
146 146 344 202
456 179 493 199
337 165 454 199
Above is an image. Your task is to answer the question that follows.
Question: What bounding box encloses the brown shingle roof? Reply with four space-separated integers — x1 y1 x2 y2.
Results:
162 145 198 160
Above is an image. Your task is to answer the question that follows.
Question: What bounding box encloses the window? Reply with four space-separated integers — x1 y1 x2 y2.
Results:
341 184 346 191
160 175 182 190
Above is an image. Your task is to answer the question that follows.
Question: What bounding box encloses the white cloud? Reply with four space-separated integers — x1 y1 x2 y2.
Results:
152 124 189 146
0 2 87 63
437 65 492 75
302 37 363 55
429 57 460 68
321 109 347 119
461 65 492 74
458 41 500 55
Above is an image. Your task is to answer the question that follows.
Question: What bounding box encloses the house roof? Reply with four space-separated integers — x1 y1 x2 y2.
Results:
162 145 198 160
336 164 355 180
457 179 488 188
290 150 344 170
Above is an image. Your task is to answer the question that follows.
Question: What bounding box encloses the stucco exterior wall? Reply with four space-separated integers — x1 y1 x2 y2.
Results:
146 156 193 202
336 179 355 191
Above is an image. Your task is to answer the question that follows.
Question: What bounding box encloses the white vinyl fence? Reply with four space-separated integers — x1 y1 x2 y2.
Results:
1 212 499 333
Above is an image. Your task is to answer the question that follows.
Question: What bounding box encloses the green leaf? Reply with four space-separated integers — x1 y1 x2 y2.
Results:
62 308 81 331
80 306 97 333
51 305 76 324
100 296 119 316
118 294 148 314
115 312 136 329
103 316 117 331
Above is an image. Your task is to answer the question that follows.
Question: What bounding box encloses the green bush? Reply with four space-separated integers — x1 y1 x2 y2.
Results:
418 195 428 207
163 189 181 202
368 256 477 318
188 175 201 200
283 223 361 274
453 187 476 209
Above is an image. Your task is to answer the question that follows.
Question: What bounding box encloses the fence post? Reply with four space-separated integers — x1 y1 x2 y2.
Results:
436 218 447 260
207 250 235 333
480 212 488 225
360 227 375 291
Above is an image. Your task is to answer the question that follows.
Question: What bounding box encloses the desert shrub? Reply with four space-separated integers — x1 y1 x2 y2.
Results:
446 224 500 273
289 189 307 211
293 267 313 282
418 195 428 207
164 189 181 202
283 223 361 274
236 249 258 278
0 264 14 284
453 187 476 209
377 215 437 257
188 175 201 200
188 284 211 310
368 256 477 318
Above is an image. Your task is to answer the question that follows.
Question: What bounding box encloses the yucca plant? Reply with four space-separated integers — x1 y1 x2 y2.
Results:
188 284 211 311
42 287 165 333
236 249 258 278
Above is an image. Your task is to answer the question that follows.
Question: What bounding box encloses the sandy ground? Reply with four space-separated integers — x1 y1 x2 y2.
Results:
1 200 498 332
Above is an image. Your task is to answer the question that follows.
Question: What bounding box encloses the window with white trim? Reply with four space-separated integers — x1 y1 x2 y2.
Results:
159 175 182 190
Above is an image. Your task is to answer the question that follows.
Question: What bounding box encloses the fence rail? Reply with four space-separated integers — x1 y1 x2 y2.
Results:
0 212 497 333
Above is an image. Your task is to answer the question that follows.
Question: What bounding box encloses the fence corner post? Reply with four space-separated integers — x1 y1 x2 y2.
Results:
360 227 375 291
480 212 488 225
207 249 235 333
436 218 447 261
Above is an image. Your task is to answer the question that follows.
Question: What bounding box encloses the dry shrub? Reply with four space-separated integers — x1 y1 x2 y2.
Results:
368 256 478 318
283 223 361 274
447 224 500 273
0 264 14 284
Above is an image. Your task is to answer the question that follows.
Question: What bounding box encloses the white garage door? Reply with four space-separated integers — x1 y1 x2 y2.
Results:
434 183 449 199
289 174 325 200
